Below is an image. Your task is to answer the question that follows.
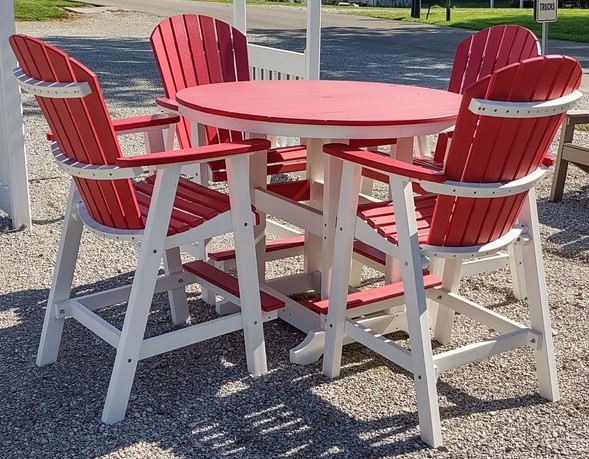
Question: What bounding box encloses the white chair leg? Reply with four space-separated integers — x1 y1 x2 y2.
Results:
323 160 362 378
520 193 559 401
102 167 181 424
37 185 83 366
508 241 527 300
163 247 190 325
392 178 442 447
433 258 462 345
226 155 267 376
348 259 363 288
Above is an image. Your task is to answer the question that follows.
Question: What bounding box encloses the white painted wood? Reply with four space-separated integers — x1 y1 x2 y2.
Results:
469 90 582 118
14 67 92 98
254 188 323 236
233 1 320 80
138 312 269 360
322 160 362 378
52 143 143 179
420 166 548 197
248 44 306 81
226 154 268 376
428 289 527 335
432 259 461 345
306 0 322 80
62 271 196 312
390 176 442 447
163 247 190 325
508 238 528 300
69 300 121 349
344 319 413 372
102 166 182 424
420 226 524 259
433 329 534 373
36 185 82 365
519 190 559 401
0 9 31 229
178 104 455 140
304 138 326 280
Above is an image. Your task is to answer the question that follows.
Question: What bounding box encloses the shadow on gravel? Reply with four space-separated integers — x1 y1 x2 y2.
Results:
0 270 549 458
35 35 163 109
538 184 589 258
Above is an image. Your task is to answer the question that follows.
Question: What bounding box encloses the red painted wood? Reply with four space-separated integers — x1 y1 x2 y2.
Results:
178 80 461 127
300 274 442 315
265 180 312 202
110 114 180 132
210 145 308 181
447 25 540 95
151 14 305 181
428 56 582 247
183 260 285 312
323 143 446 182
10 34 143 230
209 235 306 262
11 34 258 240
115 139 270 167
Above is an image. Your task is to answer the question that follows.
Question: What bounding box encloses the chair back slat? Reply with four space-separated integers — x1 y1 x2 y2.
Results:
151 14 249 148
10 34 143 230
429 56 582 247
448 25 540 95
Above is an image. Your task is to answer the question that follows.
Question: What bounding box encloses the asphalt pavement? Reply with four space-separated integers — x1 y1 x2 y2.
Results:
73 0 588 93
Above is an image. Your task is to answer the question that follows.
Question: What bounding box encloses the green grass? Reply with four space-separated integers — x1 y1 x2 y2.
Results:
192 0 589 44
14 0 86 21
341 6 589 43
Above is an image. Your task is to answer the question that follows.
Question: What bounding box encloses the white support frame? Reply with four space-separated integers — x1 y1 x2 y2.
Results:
232 0 321 80
0 9 31 229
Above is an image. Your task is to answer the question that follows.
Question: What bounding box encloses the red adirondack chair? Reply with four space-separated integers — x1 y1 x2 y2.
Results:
10 34 284 424
150 14 308 184
433 24 541 161
353 25 542 301
320 55 582 446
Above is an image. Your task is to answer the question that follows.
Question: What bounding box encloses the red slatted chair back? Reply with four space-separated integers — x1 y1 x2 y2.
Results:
448 25 540 95
150 14 250 148
428 55 582 247
9 34 143 230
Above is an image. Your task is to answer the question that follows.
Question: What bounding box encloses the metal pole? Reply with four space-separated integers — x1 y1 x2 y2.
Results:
411 0 421 18
541 22 547 55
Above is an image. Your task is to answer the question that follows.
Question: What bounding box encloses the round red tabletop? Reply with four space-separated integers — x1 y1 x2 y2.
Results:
177 80 461 139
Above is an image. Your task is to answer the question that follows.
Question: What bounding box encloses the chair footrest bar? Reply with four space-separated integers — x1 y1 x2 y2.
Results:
69 300 121 349
209 235 305 262
59 272 194 313
427 289 527 334
139 310 278 360
183 260 284 312
344 318 413 373
433 329 539 374
301 274 441 315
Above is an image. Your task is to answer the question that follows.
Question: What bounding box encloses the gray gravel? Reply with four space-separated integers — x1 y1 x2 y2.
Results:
2 8 589 459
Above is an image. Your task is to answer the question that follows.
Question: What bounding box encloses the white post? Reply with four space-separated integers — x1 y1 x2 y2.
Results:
233 0 246 33
306 0 322 80
0 2 31 229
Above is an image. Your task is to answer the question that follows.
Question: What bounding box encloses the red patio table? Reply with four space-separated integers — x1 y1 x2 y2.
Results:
176 79 461 362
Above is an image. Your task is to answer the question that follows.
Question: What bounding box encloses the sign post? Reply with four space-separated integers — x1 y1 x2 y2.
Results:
534 0 558 54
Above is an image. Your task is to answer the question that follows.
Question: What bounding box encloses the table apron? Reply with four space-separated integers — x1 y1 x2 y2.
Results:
178 106 455 140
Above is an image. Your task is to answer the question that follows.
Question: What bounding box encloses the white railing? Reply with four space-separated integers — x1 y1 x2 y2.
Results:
248 44 307 81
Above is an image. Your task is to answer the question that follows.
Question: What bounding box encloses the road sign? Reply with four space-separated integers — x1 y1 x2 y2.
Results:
535 0 558 23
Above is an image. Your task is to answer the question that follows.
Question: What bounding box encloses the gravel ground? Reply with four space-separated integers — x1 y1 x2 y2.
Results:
1 9 589 459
